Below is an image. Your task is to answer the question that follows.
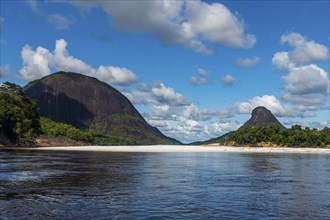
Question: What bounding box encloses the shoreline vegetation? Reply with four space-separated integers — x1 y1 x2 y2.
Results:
2 145 330 154
200 125 330 148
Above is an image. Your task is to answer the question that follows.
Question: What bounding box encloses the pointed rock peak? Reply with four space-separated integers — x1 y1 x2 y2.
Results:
252 106 272 117
240 106 286 130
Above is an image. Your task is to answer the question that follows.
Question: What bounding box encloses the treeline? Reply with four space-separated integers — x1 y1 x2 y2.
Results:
40 117 94 143
210 125 330 147
0 82 40 146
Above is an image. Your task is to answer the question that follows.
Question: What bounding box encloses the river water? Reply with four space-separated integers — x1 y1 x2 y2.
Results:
1 150 329 219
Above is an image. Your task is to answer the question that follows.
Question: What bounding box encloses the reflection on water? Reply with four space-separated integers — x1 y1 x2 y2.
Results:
0 151 329 219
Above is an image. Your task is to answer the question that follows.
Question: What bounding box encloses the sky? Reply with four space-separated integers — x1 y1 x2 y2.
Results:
0 0 329 143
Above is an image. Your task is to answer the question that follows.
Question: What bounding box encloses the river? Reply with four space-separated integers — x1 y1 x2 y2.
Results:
1 150 329 219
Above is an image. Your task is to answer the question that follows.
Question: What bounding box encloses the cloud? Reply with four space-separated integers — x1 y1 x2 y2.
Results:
235 95 302 117
273 33 329 70
272 52 294 71
19 39 138 85
221 74 236 86
281 94 327 110
183 104 219 121
189 68 212 86
27 0 38 13
69 0 256 55
20 45 52 80
0 65 10 78
48 14 74 30
197 68 210 77
236 56 260 68
123 81 237 143
272 32 330 112
189 76 209 86
27 0 74 31
282 64 329 95
147 115 238 143
186 1 256 49
281 32 329 65
151 82 190 106
123 82 190 107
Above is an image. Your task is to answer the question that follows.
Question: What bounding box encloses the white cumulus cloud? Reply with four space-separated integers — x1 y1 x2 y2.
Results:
189 68 212 86
18 39 138 85
281 32 329 65
272 32 329 112
123 80 237 143
282 64 329 95
235 95 300 117
69 0 256 55
20 45 52 80
123 82 190 107
151 82 190 106
272 52 294 71
183 104 218 121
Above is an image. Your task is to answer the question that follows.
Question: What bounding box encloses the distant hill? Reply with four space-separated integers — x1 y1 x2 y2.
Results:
201 106 285 146
239 106 285 130
200 106 329 147
23 71 180 145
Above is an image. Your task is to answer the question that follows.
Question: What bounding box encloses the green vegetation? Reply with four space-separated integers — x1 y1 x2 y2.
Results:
0 82 40 146
89 114 177 145
111 114 140 121
92 126 175 145
40 117 94 143
206 125 330 147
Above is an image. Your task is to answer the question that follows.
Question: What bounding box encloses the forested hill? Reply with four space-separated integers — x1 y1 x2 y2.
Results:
200 107 330 147
203 125 330 147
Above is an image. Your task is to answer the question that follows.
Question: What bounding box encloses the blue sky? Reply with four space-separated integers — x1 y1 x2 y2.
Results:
0 0 329 143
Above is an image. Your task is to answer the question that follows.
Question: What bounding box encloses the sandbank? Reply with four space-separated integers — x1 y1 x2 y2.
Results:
4 145 330 154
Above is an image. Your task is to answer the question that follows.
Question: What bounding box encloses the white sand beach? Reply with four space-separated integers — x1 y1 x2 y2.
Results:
10 145 330 154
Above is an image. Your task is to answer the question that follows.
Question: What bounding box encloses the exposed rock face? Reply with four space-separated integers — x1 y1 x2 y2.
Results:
23 72 180 145
240 106 286 130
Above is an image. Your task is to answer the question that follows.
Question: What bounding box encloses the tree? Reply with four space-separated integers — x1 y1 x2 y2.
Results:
0 82 40 146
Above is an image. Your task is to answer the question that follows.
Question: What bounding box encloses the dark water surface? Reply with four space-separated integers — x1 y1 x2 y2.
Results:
1 150 329 219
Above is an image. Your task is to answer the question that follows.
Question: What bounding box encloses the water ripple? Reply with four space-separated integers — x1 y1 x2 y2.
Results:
0 151 329 219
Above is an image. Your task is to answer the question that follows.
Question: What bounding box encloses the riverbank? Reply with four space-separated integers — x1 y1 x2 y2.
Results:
3 145 330 154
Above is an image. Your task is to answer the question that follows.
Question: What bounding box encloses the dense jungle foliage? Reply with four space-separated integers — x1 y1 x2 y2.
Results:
206 124 330 147
0 82 40 146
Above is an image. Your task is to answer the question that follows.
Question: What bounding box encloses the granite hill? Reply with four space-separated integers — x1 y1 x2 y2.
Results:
200 106 287 146
239 106 286 130
23 72 180 145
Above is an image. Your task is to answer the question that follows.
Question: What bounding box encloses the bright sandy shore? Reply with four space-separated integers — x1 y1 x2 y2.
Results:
6 145 330 154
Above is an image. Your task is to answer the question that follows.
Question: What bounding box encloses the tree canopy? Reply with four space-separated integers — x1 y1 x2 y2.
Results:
0 82 40 146
206 125 330 147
